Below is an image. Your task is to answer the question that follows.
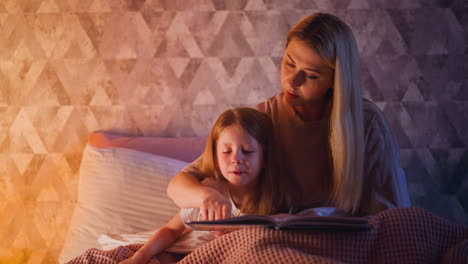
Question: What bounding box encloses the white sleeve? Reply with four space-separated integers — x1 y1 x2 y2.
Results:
180 208 204 228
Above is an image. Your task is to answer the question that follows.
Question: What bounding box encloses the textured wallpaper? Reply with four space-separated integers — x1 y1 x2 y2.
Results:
0 0 467 263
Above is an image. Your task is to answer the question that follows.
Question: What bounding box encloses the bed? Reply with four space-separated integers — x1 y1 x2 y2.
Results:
59 132 468 264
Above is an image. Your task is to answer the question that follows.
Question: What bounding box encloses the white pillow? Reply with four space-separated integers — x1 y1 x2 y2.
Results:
59 144 188 263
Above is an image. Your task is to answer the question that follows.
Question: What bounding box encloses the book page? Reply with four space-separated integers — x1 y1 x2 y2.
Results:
295 207 348 217
268 213 297 224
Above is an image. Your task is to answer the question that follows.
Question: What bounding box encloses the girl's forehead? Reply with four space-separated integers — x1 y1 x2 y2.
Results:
217 125 259 145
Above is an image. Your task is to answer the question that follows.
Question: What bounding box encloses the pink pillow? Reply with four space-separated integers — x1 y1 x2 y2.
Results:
88 132 207 163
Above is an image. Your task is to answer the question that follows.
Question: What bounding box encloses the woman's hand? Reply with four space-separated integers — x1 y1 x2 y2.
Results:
200 187 232 221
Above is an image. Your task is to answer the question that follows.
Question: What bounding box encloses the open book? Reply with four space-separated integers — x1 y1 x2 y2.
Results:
187 208 371 231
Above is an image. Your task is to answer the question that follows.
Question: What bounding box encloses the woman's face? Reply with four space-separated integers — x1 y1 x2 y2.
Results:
281 38 334 107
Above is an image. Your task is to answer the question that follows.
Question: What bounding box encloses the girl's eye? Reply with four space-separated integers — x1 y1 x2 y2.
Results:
222 150 231 154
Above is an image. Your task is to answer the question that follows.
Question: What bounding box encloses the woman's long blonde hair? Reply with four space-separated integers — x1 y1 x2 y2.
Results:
199 108 287 215
287 13 365 214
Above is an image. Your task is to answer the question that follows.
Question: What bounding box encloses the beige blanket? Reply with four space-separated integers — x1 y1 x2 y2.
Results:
68 207 468 264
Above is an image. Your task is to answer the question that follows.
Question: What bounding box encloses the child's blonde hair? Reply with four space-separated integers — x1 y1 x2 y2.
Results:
287 13 365 214
200 108 287 215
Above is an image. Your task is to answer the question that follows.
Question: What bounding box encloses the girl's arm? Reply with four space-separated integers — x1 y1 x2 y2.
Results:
167 171 232 220
120 213 186 264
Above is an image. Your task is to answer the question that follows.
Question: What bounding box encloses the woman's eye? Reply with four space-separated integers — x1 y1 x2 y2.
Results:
286 62 295 68
306 75 319 80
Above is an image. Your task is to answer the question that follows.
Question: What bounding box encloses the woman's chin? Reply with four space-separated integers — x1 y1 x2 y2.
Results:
285 97 303 107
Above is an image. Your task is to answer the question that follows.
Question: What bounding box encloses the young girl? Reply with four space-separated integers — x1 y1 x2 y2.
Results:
120 108 287 264
167 13 411 217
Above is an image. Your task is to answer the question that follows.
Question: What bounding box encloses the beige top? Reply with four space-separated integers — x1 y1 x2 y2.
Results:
183 93 410 215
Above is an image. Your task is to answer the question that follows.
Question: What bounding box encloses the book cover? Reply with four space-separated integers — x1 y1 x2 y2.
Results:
187 213 371 231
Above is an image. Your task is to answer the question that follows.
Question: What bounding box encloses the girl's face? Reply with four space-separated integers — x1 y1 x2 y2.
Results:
281 38 334 107
216 125 264 188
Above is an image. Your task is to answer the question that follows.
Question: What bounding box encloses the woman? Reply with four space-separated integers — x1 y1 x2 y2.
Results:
167 13 410 218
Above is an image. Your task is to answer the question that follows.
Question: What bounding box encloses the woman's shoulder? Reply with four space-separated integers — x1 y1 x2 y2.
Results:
253 93 283 116
362 98 389 131
254 93 288 124
362 98 382 116
362 98 398 149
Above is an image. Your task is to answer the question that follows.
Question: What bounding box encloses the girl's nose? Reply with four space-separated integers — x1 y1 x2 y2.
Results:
231 151 243 164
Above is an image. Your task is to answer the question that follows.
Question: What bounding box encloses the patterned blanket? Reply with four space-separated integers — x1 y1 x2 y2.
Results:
68 207 468 264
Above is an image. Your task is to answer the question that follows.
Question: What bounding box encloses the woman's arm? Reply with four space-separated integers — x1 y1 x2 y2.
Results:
167 171 209 208
167 171 232 220
120 213 186 264
362 102 411 215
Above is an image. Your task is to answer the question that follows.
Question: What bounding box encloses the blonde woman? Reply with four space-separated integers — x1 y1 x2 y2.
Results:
168 13 410 218
120 108 287 264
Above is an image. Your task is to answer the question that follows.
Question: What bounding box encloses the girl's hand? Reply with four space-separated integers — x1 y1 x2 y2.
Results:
119 256 139 264
212 230 231 237
119 253 146 264
200 188 232 221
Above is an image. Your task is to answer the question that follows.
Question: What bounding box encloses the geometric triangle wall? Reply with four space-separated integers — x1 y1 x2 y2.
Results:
0 0 467 262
